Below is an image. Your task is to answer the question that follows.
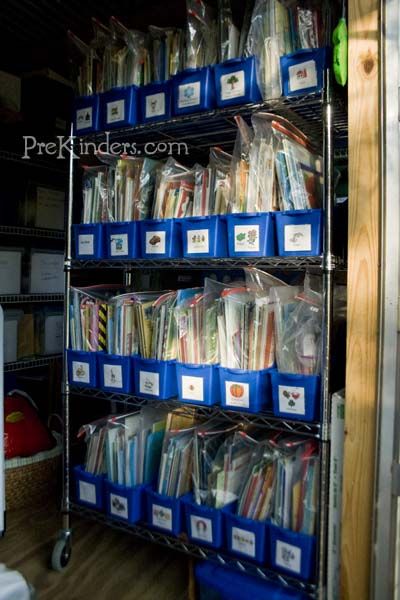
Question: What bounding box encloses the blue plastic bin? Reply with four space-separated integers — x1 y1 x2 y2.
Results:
146 488 183 536
73 223 104 259
139 81 172 123
280 48 328 97
214 56 262 108
105 221 139 259
105 480 147 524
67 350 98 388
224 511 269 565
134 357 177 400
172 67 215 116
219 367 272 413
275 209 323 257
226 213 275 257
139 218 182 259
269 524 316 581
181 215 228 258
73 94 99 134
97 354 133 393
195 563 309 600
271 371 321 422
74 465 104 510
176 363 220 406
183 494 234 549
99 85 138 130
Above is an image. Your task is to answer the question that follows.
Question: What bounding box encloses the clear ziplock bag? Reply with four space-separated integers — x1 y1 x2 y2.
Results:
292 1 323 50
185 0 218 69
113 156 160 222
272 117 323 210
174 287 206 364
70 285 122 352
193 419 239 506
81 165 113 224
218 0 239 61
78 415 113 475
131 291 174 359
209 431 255 508
229 116 254 213
149 291 178 361
149 26 184 82
244 0 293 100
193 164 212 217
111 17 147 87
157 410 198 498
91 18 113 94
272 436 319 534
209 147 232 215
272 284 322 374
68 30 97 96
152 158 195 219
236 433 276 520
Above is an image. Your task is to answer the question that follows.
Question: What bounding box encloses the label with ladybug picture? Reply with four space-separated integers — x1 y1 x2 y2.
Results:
145 92 166 118
187 229 209 254
110 493 128 520
181 375 204 402
278 385 305 415
225 381 250 408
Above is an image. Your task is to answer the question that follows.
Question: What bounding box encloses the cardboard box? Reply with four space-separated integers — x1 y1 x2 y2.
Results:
0 249 22 294
29 251 64 293
17 313 35 359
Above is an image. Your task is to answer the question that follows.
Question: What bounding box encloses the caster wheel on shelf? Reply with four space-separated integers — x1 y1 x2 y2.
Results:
51 538 72 572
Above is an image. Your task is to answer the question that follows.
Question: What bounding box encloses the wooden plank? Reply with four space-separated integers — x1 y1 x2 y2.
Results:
341 1 380 598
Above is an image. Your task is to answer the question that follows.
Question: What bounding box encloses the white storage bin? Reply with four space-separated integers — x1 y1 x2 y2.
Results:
29 251 64 294
41 312 64 355
0 249 22 294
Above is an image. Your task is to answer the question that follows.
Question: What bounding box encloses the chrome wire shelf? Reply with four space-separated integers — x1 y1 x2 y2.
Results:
0 225 65 240
0 293 64 304
5 354 62 372
70 502 317 598
80 92 347 152
69 386 321 438
70 256 329 271
0 150 67 174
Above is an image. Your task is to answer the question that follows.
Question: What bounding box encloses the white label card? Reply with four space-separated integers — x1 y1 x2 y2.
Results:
190 515 213 543
104 364 123 389
225 381 250 408
139 370 160 397
220 70 246 100
146 92 166 118
284 224 312 252
187 229 210 254
107 100 125 123
181 375 204 402
178 82 201 108
72 361 90 384
79 234 94 256
234 225 260 252
145 231 166 254
110 493 128 520
152 504 173 531
231 527 256 558
79 481 96 505
275 540 302 574
278 385 306 415
110 233 128 256
288 60 318 92
76 107 92 130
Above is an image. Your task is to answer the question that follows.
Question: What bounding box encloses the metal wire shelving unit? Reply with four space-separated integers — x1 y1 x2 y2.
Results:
0 225 65 240
0 293 64 304
56 75 347 598
4 354 62 372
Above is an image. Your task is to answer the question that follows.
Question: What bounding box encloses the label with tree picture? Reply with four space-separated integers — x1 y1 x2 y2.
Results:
278 385 306 415
220 70 245 100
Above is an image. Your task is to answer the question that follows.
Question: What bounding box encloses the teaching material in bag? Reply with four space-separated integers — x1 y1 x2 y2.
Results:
152 158 195 219
185 0 217 69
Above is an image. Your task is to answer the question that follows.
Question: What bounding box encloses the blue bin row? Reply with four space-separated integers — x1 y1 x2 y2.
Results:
74 466 316 582
73 210 323 260
67 350 321 422
74 49 328 134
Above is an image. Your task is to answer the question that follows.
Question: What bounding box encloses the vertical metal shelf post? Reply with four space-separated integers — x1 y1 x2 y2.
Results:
317 66 335 598
60 125 74 551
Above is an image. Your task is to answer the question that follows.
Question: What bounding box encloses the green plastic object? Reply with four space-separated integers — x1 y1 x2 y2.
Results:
333 17 348 86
